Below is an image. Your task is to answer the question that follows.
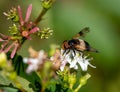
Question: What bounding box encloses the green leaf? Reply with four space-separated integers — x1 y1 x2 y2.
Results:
0 72 19 92
0 87 18 92
17 76 34 92
45 81 56 92
0 72 14 85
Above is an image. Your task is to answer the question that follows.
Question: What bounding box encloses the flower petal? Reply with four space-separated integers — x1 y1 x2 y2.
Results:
0 41 9 52
78 61 88 71
11 43 19 58
69 59 77 69
25 4 32 22
23 58 39 73
26 64 35 73
18 5 24 25
0 33 9 40
29 27 39 34
60 60 67 71
3 42 15 53
88 63 96 68
0 38 4 42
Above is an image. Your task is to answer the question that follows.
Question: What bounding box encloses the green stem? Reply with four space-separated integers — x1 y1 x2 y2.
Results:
17 37 26 51
74 84 82 92
34 8 48 25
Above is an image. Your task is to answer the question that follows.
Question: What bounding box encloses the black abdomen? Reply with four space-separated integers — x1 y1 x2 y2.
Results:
84 41 91 51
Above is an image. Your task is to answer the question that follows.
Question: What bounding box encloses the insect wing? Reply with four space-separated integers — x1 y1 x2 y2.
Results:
73 27 90 39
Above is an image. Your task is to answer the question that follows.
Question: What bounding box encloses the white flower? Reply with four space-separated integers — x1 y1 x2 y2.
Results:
23 50 45 73
60 49 96 71
24 58 39 73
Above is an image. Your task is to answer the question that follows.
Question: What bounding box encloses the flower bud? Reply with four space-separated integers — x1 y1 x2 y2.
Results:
68 74 76 89
3 7 19 22
0 53 7 68
42 0 55 9
80 73 91 86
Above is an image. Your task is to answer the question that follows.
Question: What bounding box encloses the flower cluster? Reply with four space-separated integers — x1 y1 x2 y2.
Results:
37 28 53 39
1 4 53 58
57 49 95 91
3 7 19 22
41 0 56 9
23 47 47 73
23 46 61 73
0 4 39 58
17 4 39 39
23 46 96 73
60 49 96 71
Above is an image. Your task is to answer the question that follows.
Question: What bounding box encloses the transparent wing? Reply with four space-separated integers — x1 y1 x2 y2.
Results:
73 27 90 39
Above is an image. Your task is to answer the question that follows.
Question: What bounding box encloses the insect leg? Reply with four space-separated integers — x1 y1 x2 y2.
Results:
62 49 66 55
72 49 76 56
66 49 70 55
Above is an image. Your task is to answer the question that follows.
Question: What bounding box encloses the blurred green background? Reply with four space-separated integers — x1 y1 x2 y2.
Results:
0 0 120 92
